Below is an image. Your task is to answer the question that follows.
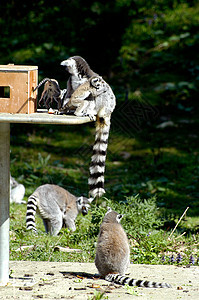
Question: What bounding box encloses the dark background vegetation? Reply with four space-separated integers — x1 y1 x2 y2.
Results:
0 0 199 262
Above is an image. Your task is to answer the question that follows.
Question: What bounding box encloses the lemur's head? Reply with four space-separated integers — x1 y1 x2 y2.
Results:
90 76 106 89
103 207 123 224
61 56 96 78
76 196 94 216
61 57 78 75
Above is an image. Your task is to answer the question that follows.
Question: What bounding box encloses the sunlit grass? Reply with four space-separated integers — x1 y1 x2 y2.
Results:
9 110 199 265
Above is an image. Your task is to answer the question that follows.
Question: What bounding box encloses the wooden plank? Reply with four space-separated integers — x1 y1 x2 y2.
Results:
0 110 95 125
0 65 38 71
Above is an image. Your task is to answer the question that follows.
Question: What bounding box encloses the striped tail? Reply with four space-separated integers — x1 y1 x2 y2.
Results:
105 274 172 288
33 78 51 92
88 116 111 199
26 195 38 233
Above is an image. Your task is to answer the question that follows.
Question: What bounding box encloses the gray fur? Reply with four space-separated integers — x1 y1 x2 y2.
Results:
95 208 172 288
60 56 98 108
60 56 116 198
26 184 93 236
10 175 25 204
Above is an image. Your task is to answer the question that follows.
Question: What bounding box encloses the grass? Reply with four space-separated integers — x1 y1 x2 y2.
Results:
9 101 199 265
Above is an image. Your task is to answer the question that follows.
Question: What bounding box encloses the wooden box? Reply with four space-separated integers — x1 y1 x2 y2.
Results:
0 65 38 114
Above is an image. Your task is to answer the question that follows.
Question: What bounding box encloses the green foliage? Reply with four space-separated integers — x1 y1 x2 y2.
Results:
125 284 139 296
119 1 199 106
9 112 199 265
10 193 199 265
1 1 198 108
88 290 109 300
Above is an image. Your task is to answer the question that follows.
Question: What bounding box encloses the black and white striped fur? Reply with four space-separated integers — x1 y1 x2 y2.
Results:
26 184 93 236
88 115 111 198
60 56 116 199
33 78 52 92
105 273 171 288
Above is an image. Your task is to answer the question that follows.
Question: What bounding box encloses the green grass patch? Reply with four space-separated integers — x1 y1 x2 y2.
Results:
9 108 199 265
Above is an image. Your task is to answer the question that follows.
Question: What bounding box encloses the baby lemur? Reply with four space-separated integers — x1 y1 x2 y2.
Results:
66 76 107 119
26 184 93 236
95 208 171 288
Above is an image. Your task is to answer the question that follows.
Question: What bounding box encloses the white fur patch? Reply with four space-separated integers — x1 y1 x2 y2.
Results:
89 187 105 198
93 143 107 152
105 207 112 215
116 214 123 223
95 130 109 140
88 176 104 185
61 58 77 75
26 207 36 215
10 184 25 204
26 220 35 227
91 154 106 163
89 165 105 174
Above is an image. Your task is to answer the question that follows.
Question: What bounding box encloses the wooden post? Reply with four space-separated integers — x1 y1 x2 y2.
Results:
0 123 10 286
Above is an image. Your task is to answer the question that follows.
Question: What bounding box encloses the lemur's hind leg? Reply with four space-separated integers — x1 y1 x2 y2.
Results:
74 100 90 117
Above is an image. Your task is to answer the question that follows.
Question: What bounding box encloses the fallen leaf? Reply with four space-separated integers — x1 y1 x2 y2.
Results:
54 246 82 253
15 245 34 252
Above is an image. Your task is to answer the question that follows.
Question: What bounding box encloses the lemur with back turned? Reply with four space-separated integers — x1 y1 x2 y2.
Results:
95 208 172 288
60 56 116 199
34 78 62 109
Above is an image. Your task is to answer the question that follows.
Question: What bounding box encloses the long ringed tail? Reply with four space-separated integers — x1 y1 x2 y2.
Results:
88 116 111 199
105 274 172 288
33 78 51 92
26 195 38 233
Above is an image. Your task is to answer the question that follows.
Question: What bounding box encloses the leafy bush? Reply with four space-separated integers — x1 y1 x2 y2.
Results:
86 195 163 240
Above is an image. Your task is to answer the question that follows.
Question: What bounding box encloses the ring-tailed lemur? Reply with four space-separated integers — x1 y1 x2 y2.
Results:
10 175 26 204
60 56 99 109
60 56 116 199
95 208 172 288
67 76 107 119
34 78 62 109
26 184 93 236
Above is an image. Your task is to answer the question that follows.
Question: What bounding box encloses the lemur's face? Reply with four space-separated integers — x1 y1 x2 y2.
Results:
61 58 77 75
76 196 93 216
91 77 106 89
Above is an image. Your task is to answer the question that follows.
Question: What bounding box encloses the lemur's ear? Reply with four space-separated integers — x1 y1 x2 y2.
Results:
77 196 83 204
116 214 123 223
105 207 112 215
87 197 94 203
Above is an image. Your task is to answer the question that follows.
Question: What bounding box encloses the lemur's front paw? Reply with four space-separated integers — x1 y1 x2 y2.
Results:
84 113 95 121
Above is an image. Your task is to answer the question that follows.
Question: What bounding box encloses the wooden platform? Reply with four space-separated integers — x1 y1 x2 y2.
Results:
0 109 95 125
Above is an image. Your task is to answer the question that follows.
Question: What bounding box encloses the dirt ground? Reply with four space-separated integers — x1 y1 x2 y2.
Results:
0 261 199 299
